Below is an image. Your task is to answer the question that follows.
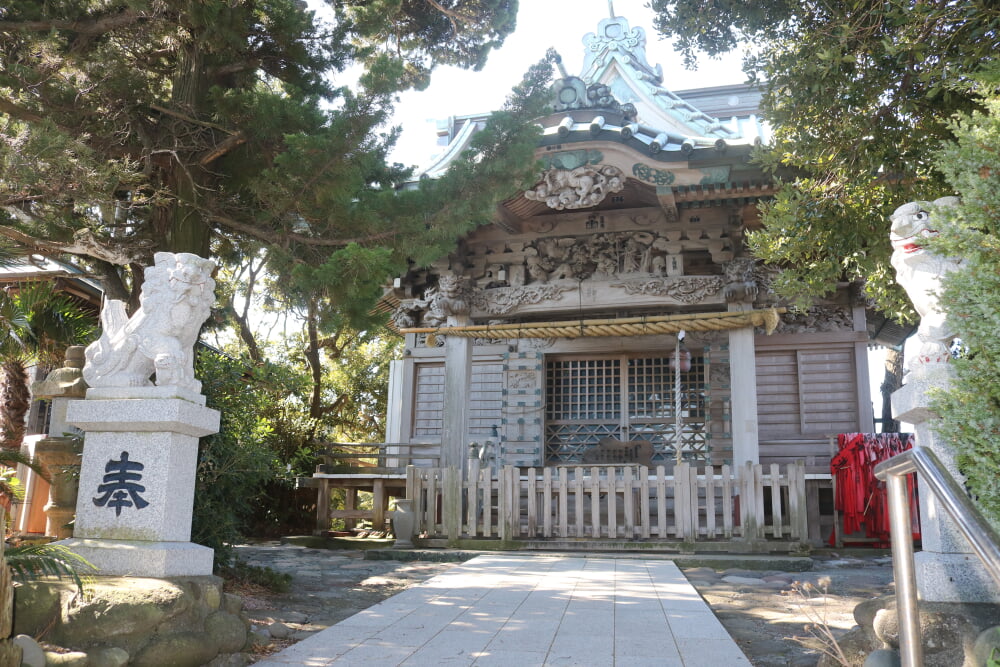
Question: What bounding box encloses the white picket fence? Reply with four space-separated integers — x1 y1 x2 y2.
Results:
406 461 808 546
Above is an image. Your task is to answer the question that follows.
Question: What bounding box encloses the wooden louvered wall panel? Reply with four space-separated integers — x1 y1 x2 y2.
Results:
412 361 504 439
756 342 861 473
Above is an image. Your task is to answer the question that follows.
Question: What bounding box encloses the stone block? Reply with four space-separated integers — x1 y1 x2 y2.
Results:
44 651 89 666
73 431 199 542
86 385 208 406
86 647 130 667
14 635 44 667
915 552 1000 603
891 363 953 423
13 582 65 636
973 625 1000 666
892 379 941 426
67 397 219 436
55 538 213 577
205 611 248 653
53 577 189 647
131 631 218 667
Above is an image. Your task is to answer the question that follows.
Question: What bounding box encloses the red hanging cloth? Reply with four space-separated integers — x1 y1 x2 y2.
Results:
829 433 919 547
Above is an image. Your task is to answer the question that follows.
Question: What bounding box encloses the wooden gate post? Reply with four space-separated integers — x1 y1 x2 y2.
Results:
498 465 512 542
740 460 763 541
444 466 462 542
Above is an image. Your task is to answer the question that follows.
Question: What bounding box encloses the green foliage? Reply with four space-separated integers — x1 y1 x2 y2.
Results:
192 324 399 555
927 80 1000 526
0 283 95 450
649 0 1000 312
0 283 95 363
5 543 96 593
194 350 283 567
341 0 518 90
0 0 532 317
0 446 47 508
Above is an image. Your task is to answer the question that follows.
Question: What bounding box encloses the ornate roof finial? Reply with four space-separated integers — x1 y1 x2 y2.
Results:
608 0 615 18
552 52 569 79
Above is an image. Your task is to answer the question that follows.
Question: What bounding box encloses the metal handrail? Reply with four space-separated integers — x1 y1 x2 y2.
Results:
874 447 1000 667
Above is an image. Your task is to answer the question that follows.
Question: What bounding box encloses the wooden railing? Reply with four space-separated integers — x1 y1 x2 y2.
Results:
315 443 441 473
406 461 808 547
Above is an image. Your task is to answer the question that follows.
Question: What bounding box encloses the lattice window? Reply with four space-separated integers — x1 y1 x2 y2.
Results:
628 356 708 463
412 363 445 436
545 358 621 463
545 358 621 422
544 354 710 464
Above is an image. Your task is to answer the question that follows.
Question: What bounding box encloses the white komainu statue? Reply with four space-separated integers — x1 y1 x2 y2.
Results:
889 196 962 366
83 252 216 393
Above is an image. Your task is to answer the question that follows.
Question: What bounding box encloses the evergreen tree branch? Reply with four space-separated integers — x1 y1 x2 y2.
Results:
208 213 397 248
0 223 150 265
149 105 239 135
0 99 44 124
199 132 247 167
0 9 147 36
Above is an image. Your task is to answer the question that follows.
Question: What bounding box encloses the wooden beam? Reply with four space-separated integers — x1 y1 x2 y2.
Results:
673 183 776 203
656 186 678 222
494 201 523 233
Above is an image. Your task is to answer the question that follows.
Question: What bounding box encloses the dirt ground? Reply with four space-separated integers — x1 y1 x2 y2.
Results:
683 552 895 666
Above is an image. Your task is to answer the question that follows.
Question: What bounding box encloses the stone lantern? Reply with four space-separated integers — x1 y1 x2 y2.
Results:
30 346 87 539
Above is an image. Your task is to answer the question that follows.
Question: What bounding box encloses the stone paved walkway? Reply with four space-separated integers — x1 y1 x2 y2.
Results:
234 542 894 665
253 553 750 666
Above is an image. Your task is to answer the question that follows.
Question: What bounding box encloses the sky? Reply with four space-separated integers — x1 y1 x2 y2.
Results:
385 0 749 168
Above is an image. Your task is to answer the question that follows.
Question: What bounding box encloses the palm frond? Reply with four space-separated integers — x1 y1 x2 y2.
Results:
0 448 50 482
0 295 29 352
0 242 26 269
5 543 96 592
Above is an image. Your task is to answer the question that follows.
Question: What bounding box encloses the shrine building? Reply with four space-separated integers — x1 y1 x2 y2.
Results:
315 10 879 550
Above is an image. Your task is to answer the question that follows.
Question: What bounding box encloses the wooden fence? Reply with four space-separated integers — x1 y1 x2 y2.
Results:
406 461 808 547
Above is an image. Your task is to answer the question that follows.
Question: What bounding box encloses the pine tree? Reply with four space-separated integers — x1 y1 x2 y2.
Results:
0 1 545 315
648 0 1000 316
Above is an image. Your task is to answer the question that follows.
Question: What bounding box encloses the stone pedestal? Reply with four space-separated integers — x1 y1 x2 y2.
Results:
59 390 220 577
32 437 82 539
892 363 1000 602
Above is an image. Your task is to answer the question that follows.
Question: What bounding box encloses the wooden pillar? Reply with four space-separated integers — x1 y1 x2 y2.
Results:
728 304 760 466
441 335 472 471
314 479 331 536
385 360 404 443
344 488 358 530
372 479 387 531
852 302 875 431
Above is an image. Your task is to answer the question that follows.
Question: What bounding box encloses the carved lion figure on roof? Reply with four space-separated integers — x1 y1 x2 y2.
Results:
422 273 471 327
83 252 216 393
889 196 962 366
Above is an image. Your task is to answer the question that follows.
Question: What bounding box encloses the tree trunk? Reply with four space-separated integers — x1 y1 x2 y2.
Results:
880 347 904 432
305 300 324 420
163 38 213 257
0 506 22 663
0 359 30 450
